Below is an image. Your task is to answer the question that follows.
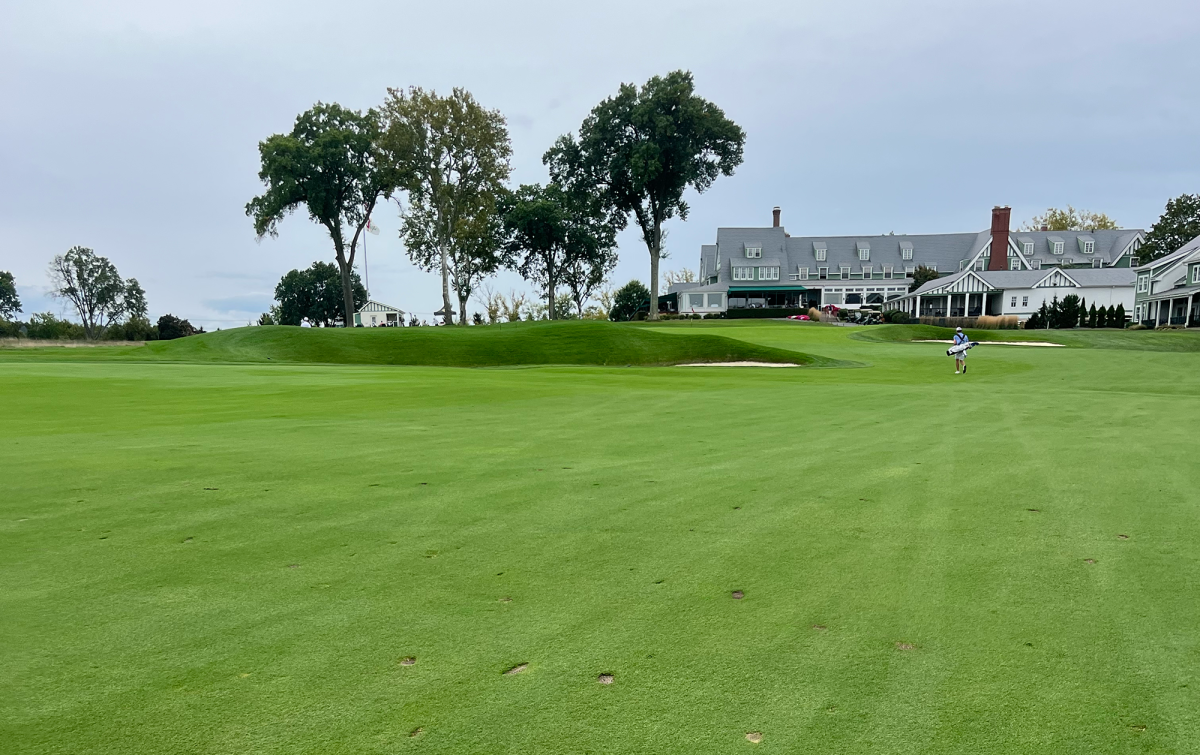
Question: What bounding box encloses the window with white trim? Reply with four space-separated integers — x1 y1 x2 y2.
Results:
815 248 826 261
733 266 754 281
1192 265 1200 284
1051 241 1064 254
707 294 723 308
1010 257 1021 270
1137 275 1149 293
1092 258 1103 268
904 266 915 277
839 265 851 278
883 265 893 278
745 246 762 258
1010 296 1017 307
1022 296 1029 307
858 248 870 261
1135 304 1142 321
689 293 706 308
901 244 913 260
757 266 779 281
1030 259 1041 269
798 267 809 280
862 266 873 278
818 267 828 280
1130 257 1139 268
1023 242 1034 254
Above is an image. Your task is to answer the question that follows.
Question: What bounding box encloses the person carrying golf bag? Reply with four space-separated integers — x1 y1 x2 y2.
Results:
952 327 969 374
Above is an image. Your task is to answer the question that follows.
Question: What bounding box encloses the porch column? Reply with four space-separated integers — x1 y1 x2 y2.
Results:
1188 293 1196 327
915 295 921 317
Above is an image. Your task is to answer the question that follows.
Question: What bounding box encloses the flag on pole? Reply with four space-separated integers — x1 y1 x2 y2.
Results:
366 217 380 235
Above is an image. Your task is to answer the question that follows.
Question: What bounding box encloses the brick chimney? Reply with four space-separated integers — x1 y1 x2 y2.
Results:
772 206 781 228
989 206 1011 271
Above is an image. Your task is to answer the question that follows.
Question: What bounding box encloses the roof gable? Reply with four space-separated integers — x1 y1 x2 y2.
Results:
1034 269 1079 288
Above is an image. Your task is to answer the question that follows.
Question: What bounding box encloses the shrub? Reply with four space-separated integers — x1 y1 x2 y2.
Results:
105 317 157 341
157 314 198 340
26 313 86 340
883 310 911 324
974 315 1018 330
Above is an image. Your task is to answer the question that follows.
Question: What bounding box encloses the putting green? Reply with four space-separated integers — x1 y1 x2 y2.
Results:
2 321 1198 754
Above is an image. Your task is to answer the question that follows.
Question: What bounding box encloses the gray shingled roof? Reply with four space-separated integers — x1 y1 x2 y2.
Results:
904 267 1134 297
1013 228 1140 267
713 227 987 280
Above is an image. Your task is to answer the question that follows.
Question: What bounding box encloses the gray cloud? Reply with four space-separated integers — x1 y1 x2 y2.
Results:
2 0 1198 329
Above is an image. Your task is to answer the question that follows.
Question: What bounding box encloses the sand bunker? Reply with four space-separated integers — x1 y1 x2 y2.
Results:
914 339 1064 347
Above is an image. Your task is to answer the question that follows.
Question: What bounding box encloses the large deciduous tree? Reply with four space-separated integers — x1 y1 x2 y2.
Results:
246 103 399 327
1021 206 1118 232
275 261 368 326
499 183 618 319
546 70 744 320
48 246 146 340
380 87 511 325
1140 194 1200 263
0 271 20 319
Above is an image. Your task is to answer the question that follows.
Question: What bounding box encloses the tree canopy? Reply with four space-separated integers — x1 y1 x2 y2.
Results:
274 261 368 326
499 183 618 319
48 247 146 339
1140 194 1200 263
1021 206 1118 232
609 280 651 322
546 70 744 320
0 271 20 319
909 265 941 293
246 103 399 327
380 87 511 325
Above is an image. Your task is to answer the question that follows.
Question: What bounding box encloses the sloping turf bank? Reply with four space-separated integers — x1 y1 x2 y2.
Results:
854 323 1200 351
142 320 836 367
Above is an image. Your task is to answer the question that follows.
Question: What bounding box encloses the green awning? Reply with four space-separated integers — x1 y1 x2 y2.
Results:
728 286 807 292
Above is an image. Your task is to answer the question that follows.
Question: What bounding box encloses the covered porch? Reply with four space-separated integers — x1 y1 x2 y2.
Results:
727 286 818 310
1140 288 1200 327
912 291 1000 318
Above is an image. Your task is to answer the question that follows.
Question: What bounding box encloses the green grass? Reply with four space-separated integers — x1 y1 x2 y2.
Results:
3 321 1200 754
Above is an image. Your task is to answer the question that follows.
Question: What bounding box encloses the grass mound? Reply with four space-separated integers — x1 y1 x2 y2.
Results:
140 320 829 367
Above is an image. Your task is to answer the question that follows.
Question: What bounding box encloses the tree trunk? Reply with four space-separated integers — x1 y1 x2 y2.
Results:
334 239 355 328
458 292 470 326
647 223 661 321
440 246 454 326
547 261 556 320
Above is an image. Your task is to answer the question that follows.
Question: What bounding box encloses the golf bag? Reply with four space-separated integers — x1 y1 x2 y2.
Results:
946 340 978 357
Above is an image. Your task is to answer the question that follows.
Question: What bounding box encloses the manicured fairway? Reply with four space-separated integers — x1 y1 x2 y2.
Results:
3 322 1200 754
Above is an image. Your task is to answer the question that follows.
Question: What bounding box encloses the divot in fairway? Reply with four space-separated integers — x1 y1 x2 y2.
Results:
505 663 528 675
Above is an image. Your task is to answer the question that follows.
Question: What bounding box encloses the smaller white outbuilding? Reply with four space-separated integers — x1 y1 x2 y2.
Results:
354 300 405 327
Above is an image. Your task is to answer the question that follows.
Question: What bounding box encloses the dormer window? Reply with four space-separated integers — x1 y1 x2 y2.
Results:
1078 236 1095 254
1048 236 1065 254
1030 259 1042 269
1019 237 1034 255
856 241 870 261
1192 265 1200 285
813 241 827 261
745 245 762 259
900 241 913 260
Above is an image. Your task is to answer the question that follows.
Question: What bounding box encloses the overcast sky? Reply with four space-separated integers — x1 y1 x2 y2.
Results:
2 0 1198 326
